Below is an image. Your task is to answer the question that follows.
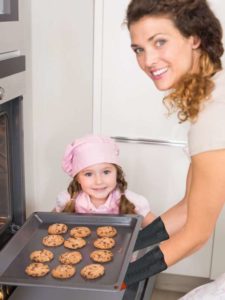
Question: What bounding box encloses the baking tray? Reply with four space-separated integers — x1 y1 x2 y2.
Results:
0 212 142 292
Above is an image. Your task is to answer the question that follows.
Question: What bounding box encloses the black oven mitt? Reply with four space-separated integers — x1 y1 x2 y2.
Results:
123 245 167 287
133 216 169 251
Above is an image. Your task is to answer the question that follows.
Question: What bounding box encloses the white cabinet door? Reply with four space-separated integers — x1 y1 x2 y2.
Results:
93 0 215 277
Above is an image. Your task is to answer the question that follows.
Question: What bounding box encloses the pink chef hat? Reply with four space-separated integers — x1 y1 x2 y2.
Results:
62 134 120 177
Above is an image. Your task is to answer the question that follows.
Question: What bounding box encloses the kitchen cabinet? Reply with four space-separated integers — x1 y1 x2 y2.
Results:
93 0 224 278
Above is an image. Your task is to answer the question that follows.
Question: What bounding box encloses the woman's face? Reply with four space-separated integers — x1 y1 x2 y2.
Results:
129 16 201 91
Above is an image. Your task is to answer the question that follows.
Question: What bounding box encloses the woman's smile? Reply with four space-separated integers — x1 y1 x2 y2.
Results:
150 67 169 80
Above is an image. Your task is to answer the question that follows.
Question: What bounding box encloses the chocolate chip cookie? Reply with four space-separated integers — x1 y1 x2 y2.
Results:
48 223 68 235
70 226 91 238
96 226 117 238
90 250 113 263
51 264 76 279
93 237 115 249
80 264 105 279
59 251 83 265
30 249 54 263
64 237 86 249
42 234 64 247
25 262 50 277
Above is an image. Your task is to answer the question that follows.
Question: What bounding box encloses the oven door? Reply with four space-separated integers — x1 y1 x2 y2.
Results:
0 57 26 250
0 0 18 22
0 0 24 55
8 276 156 300
0 103 12 236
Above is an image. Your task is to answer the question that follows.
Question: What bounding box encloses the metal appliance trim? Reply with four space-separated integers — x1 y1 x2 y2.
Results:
112 136 187 147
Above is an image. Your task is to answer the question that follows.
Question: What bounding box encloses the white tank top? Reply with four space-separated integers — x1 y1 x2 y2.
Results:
188 69 225 156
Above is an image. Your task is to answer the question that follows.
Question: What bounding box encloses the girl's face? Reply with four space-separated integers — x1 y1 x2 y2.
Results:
129 16 201 90
77 163 117 202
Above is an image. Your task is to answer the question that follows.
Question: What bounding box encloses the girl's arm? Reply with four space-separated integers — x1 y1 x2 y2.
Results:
54 190 72 212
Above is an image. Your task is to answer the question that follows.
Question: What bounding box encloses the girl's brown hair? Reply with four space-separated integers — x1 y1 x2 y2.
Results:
62 164 136 214
126 0 224 122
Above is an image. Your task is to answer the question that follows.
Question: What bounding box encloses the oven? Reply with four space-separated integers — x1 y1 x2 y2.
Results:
0 54 26 300
8 279 155 300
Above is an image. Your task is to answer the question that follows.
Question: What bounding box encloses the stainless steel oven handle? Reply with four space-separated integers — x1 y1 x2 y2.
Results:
0 87 5 100
112 136 187 147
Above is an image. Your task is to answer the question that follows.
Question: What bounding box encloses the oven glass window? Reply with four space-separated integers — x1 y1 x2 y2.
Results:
0 0 10 14
0 0 18 21
0 113 11 230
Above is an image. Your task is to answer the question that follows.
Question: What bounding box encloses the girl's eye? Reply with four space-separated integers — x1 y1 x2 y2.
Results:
84 172 92 177
103 170 111 175
155 39 166 47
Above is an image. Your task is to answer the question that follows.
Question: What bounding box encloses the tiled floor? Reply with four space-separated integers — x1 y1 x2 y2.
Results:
151 288 185 300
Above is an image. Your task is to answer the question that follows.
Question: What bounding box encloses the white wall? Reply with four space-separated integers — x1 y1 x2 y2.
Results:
24 0 94 214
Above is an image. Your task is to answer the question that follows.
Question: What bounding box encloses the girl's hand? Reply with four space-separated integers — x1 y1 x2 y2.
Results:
55 191 71 212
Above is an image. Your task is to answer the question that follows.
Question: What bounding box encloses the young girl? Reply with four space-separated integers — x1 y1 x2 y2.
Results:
55 134 155 227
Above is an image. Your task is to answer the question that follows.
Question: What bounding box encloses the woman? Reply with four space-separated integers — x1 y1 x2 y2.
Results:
122 0 225 297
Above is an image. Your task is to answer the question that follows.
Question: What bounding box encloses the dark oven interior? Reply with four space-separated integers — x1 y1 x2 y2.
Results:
0 96 25 250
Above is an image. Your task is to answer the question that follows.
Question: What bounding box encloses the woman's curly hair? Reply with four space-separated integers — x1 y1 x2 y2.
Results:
126 0 224 122
62 164 136 214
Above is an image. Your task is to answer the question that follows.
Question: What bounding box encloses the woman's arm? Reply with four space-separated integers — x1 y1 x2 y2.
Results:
142 211 156 227
161 148 225 266
142 164 192 231
133 166 191 248
160 164 192 236
123 149 225 287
